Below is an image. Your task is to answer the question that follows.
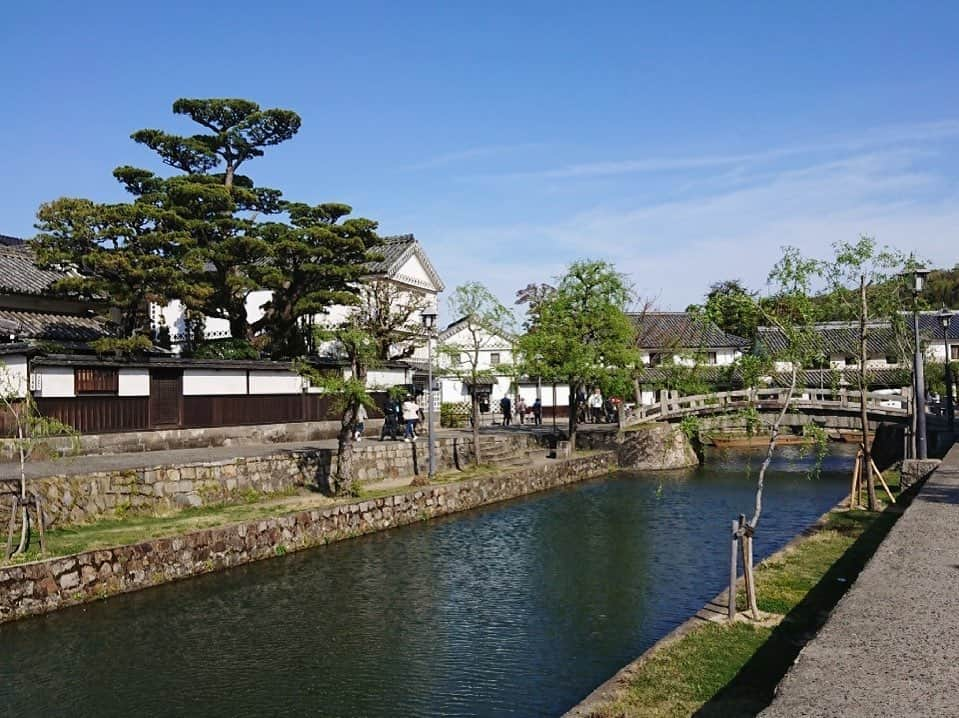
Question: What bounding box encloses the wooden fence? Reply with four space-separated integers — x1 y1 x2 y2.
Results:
1 392 388 437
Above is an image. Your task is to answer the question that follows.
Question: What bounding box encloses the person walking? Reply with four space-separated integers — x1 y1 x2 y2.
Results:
500 395 512 426
402 396 419 441
354 403 367 441
531 397 542 425
515 396 527 425
588 387 604 424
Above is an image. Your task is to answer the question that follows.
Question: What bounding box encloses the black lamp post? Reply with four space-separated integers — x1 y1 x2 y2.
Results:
910 268 930 459
421 310 438 480
936 306 955 431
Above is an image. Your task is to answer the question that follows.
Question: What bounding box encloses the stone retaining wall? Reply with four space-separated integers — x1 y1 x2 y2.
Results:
1 433 540 528
0 451 615 625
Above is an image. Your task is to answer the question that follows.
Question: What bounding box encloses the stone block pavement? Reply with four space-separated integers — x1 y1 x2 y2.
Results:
761 441 959 718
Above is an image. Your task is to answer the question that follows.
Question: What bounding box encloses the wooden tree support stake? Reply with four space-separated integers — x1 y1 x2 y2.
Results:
728 518 739 621
850 450 862 509
869 457 897 504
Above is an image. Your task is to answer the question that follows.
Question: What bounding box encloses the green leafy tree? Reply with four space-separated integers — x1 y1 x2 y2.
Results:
300 324 379 496
518 260 638 450
816 236 909 511
727 247 822 620
252 203 382 358
442 283 515 465
125 98 300 340
34 198 193 344
690 279 761 340
131 98 301 189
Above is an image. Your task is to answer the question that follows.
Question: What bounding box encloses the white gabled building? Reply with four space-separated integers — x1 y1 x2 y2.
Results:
435 316 516 411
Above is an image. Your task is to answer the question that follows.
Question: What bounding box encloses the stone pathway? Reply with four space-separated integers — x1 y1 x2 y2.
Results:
760 442 959 718
0 426 560 482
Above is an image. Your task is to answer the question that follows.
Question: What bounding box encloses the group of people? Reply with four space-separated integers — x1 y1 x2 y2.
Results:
498 395 543 426
578 387 620 424
380 395 426 442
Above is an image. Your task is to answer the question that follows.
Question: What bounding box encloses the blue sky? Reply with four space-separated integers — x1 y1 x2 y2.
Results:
3 1 958 317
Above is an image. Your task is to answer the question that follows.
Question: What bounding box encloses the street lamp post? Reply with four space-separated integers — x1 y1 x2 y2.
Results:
421 310 438 480
936 307 955 432
910 268 930 459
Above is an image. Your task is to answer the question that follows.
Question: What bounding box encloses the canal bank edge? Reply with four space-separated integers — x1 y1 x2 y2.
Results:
0 451 615 625
563 487 906 718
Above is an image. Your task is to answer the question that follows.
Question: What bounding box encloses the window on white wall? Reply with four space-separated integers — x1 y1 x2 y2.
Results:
952 345 959 361
490 353 501 366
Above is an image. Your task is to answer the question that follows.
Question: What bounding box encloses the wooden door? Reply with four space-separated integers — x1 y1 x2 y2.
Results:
149 369 183 428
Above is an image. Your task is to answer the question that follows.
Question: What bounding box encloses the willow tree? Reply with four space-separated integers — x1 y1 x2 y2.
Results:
715 247 821 620
518 260 637 450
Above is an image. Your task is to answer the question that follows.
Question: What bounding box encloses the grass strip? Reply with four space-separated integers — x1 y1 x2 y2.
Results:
586 479 905 718
3 452 600 566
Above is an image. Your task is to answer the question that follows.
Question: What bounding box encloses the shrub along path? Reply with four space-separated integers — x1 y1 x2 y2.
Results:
571 471 909 718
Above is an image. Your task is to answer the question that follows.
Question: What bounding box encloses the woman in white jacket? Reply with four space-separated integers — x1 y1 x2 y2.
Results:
401 398 419 442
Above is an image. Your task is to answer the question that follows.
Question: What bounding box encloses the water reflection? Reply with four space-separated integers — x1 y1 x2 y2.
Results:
0 448 853 717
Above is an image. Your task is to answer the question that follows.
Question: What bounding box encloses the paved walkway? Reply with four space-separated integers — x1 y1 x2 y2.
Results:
0 425 563 481
761 442 959 718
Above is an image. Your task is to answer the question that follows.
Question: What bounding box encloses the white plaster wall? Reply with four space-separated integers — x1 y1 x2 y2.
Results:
245 290 272 326
0 355 29 398
248 371 302 395
366 367 409 389
118 368 149 396
183 370 247 396
394 253 434 288
35 366 74 398
926 343 958 362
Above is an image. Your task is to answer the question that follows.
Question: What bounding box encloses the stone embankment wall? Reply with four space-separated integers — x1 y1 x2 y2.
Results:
617 424 700 470
575 424 700 470
0 451 615 625
3 434 540 529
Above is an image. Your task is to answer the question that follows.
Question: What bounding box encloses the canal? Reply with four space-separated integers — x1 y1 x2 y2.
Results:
0 448 853 717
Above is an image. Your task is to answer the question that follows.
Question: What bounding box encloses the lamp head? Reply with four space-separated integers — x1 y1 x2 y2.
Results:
911 267 930 295
421 310 438 331
936 306 953 330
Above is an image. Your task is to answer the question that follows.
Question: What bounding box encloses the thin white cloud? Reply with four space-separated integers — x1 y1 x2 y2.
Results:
402 143 544 171
427 142 959 312
476 119 959 182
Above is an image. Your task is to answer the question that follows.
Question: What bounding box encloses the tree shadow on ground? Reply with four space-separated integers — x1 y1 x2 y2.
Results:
693 489 917 717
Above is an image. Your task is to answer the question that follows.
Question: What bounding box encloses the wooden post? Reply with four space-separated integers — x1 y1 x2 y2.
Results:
34 496 46 555
739 514 757 619
5 496 17 559
729 519 739 621
869 457 897 504
745 531 759 619
850 450 862 509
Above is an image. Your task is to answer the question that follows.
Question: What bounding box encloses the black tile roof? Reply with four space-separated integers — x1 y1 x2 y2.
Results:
0 244 72 296
755 322 907 357
366 234 415 274
0 234 25 247
634 365 910 390
631 312 748 350
0 308 109 342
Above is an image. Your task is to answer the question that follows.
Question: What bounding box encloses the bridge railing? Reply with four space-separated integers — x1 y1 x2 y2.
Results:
624 387 911 426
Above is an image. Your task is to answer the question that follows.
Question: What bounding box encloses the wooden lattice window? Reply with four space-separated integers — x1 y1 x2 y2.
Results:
75 367 119 395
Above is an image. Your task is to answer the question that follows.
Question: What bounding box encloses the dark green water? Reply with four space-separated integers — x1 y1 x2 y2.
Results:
0 448 853 717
